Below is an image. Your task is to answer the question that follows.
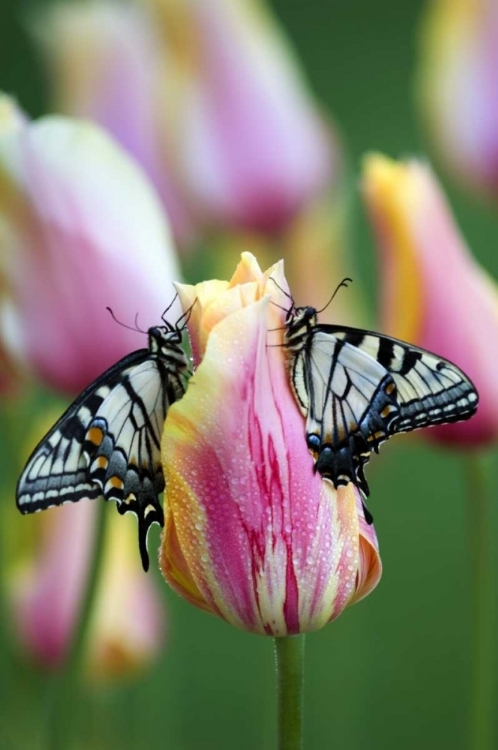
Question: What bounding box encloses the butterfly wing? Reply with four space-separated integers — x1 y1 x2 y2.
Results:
17 350 184 571
16 351 150 513
332 326 479 430
290 325 478 497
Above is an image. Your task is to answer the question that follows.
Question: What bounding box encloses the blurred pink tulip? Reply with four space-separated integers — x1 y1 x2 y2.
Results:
10 500 164 677
11 502 95 669
362 153 498 445
35 1 195 246
151 0 339 234
417 0 498 196
160 253 381 635
35 0 339 237
0 95 180 393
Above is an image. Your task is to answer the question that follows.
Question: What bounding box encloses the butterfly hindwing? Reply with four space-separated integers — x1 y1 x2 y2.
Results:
17 325 189 571
16 352 148 513
82 358 180 569
291 329 396 496
284 308 478 500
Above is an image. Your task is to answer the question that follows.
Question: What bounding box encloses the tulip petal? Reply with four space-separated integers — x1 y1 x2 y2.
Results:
353 496 383 604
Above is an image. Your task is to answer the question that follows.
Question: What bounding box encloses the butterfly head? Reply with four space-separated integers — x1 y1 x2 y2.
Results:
148 325 189 372
283 305 318 352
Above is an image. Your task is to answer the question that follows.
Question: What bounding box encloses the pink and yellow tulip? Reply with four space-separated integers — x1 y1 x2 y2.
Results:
362 153 498 444
160 253 381 635
0 95 180 393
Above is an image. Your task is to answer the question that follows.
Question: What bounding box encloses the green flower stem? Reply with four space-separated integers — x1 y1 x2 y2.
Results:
274 634 305 750
44 500 109 750
465 454 495 750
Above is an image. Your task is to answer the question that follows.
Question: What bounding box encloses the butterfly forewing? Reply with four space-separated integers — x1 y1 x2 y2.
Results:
16 326 189 571
284 307 479 501
334 329 478 430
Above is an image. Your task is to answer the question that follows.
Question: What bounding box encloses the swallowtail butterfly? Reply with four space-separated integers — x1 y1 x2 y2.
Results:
283 293 479 517
16 309 190 571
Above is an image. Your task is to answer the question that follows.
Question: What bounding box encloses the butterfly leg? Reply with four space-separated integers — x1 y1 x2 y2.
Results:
360 496 374 525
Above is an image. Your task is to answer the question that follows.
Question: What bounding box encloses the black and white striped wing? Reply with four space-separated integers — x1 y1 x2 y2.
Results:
332 327 478 430
291 326 478 497
16 351 184 571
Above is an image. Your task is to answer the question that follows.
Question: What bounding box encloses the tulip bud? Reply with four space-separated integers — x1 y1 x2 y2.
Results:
160 253 381 635
150 0 338 234
0 94 180 393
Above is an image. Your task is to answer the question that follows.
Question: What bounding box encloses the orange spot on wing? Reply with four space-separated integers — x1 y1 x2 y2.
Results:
87 427 104 446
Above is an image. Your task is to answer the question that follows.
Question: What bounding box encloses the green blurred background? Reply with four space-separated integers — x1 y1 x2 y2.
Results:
1 0 498 748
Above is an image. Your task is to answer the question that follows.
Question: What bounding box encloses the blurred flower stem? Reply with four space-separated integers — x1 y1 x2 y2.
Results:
465 454 495 750
274 635 305 750
44 500 108 750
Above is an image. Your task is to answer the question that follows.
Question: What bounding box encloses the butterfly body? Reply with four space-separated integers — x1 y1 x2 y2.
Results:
284 303 479 502
16 321 189 571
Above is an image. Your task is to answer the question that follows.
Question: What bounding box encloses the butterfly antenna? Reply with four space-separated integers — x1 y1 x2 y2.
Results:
177 297 198 328
133 312 148 334
270 299 291 314
316 277 353 315
268 276 294 303
267 277 298 322
161 292 180 324
106 307 146 334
